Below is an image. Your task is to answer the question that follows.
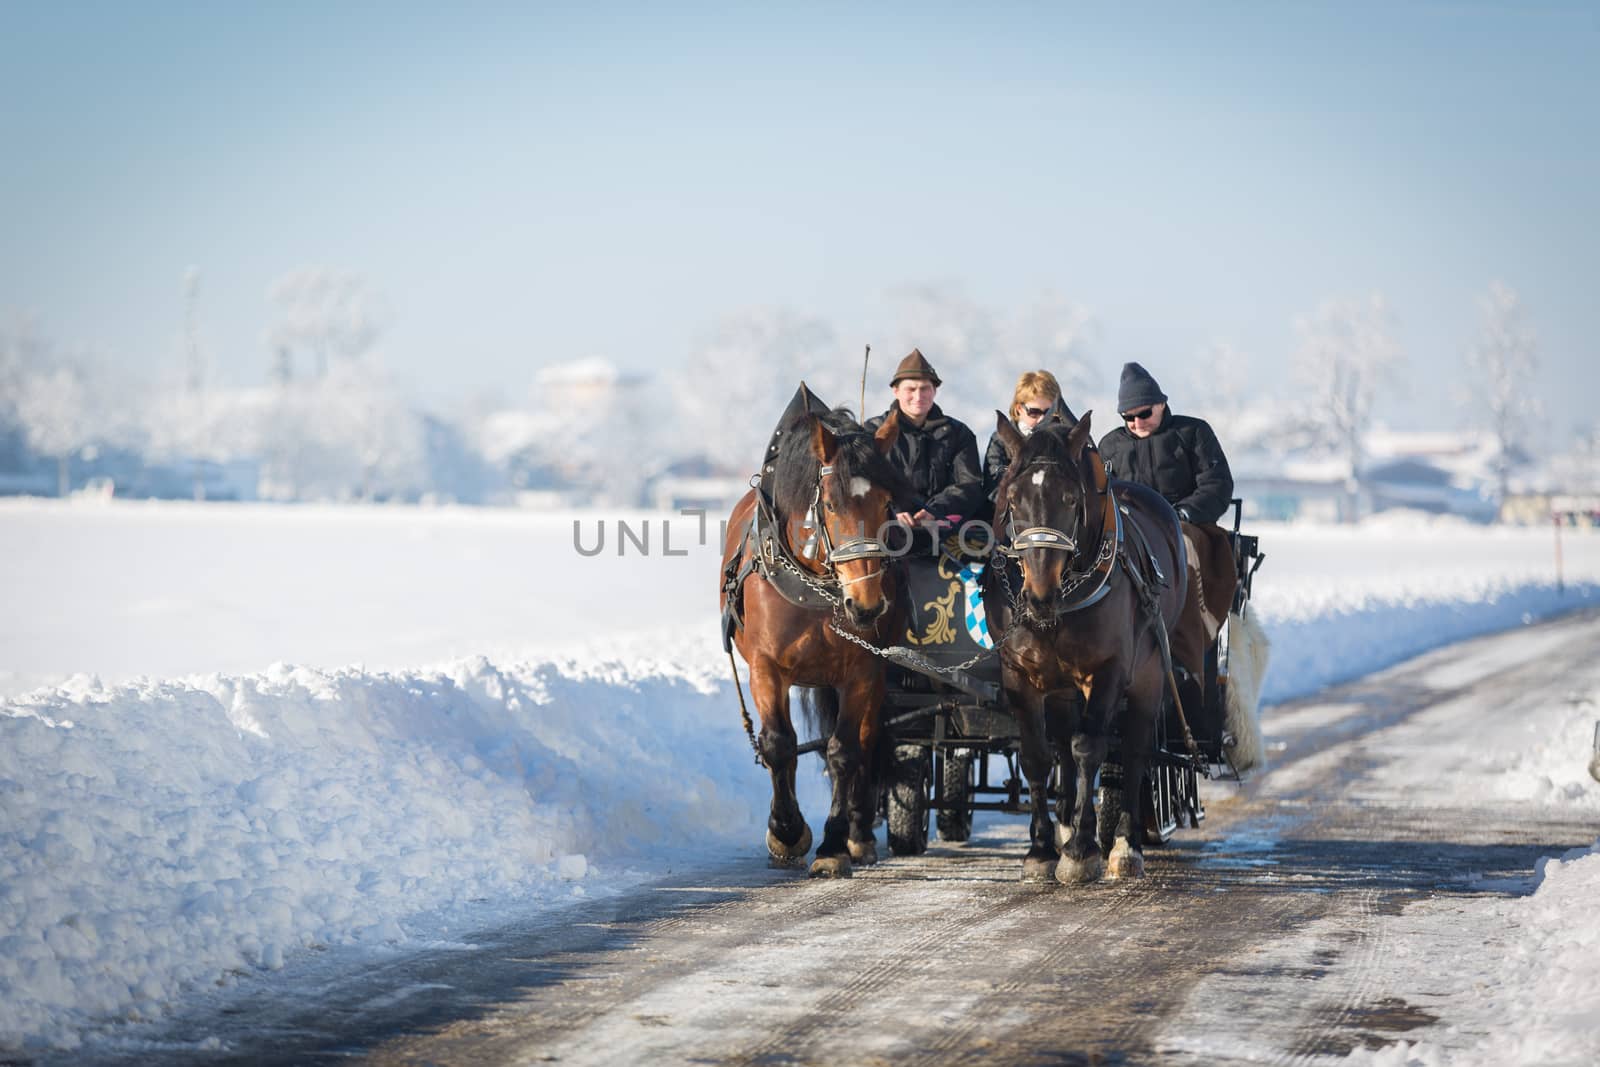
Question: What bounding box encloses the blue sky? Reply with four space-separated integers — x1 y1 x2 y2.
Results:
2 2 1595 436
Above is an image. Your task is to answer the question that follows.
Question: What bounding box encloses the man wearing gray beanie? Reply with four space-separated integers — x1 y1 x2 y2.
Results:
1098 362 1237 704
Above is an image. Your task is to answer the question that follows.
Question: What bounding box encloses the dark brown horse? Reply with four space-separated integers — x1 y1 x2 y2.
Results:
720 403 912 877
990 409 1187 883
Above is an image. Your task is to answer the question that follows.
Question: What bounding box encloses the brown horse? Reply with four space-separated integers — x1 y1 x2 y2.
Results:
720 403 913 877
990 408 1187 883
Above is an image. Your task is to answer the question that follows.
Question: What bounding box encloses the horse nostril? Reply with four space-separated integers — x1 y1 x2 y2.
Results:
851 601 883 626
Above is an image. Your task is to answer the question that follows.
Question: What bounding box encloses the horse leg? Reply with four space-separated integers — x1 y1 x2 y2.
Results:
1108 679 1160 881
810 730 863 879
750 659 811 868
1010 685 1059 883
842 674 883 867
1051 694 1081 852
1053 741 1075 852
1057 680 1118 885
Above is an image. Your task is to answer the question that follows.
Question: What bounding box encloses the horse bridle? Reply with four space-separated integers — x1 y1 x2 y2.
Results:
998 459 1085 561
804 463 894 588
999 452 1118 604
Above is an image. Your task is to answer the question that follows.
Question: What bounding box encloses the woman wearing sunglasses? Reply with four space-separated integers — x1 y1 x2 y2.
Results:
981 369 1063 510
1098 361 1237 708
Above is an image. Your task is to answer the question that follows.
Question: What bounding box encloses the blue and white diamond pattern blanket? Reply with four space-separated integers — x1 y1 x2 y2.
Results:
959 562 992 649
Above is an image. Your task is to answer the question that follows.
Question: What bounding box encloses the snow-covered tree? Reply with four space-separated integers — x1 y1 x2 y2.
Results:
881 283 1098 418
673 309 842 471
1293 294 1404 520
144 268 223 499
257 357 425 502
999 291 1098 399
267 268 387 379
327 357 426 500
1184 340 1277 455
14 363 95 496
881 283 1002 416
1463 281 1539 505
1186 340 1250 419
0 313 47 429
1 316 138 494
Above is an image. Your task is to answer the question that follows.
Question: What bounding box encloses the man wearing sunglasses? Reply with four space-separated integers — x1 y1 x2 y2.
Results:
1098 361 1237 706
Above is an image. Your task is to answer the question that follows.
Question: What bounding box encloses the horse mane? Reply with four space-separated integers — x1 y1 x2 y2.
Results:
770 407 916 523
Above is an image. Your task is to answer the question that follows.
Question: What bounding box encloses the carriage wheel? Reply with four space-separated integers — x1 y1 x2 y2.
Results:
1096 780 1123 859
1097 766 1169 854
935 748 974 843
887 744 930 856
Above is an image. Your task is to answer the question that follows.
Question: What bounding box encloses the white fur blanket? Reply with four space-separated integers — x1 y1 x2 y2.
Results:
1223 604 1270 773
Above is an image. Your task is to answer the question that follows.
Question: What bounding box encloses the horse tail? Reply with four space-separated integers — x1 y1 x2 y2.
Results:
793 685 839 775
1223 602 1271 773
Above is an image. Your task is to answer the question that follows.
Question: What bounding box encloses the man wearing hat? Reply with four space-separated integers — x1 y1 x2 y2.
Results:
1098 361 1237 702
865 348 984 539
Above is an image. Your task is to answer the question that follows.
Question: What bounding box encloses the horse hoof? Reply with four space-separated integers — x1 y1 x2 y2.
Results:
808 854 853 879
1021 856 1057 883
767 825 813 869
1106 839 1145 881
847 838 879 865
1054 823 1074 851
1056 853 1103 885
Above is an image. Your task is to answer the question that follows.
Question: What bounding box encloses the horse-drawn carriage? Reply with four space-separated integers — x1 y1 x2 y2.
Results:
863 496 1265 859
721 384 1267 882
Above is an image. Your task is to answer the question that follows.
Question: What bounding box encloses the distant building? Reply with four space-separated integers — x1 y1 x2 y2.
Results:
1232 429 1508 523
644 455 749 512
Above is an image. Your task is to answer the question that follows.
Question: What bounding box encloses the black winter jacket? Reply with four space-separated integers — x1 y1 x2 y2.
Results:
982 427 1015 504
1096 410 1234 525
865 402 985 522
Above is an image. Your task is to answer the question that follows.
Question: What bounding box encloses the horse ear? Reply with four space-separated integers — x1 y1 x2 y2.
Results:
874 406 901 456
1065 409 1094 458
810 414 839 463
994 410 1025 460
1048 396 1079 424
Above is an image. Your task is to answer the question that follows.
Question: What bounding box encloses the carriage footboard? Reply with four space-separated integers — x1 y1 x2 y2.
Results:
880 646 1001 705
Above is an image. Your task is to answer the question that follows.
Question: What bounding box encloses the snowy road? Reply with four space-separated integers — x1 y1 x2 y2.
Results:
55 609 1600 1066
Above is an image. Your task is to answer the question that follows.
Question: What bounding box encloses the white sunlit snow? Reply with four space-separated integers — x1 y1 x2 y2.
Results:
2 499 1599 1054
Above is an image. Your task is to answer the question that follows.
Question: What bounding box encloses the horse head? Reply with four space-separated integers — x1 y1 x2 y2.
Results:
994 409 1097 617
782 407 907 628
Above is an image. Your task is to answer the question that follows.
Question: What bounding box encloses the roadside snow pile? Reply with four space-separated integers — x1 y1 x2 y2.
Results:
1342 839 1600 1067
1331 668 1600 1067
1244 513 1599 703
0 656 776 1051
1255 578 1596 704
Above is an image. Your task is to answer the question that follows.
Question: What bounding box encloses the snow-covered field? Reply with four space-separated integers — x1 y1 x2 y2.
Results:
2 498 1599 1054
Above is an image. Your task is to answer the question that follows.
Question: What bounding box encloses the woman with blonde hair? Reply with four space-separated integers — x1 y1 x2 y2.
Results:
982 369 1062 506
